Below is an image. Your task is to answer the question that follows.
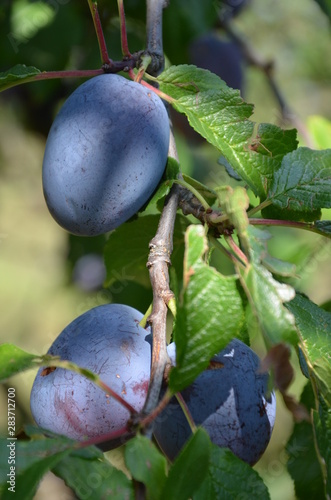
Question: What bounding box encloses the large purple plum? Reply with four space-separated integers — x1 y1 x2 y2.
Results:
42 74 170 236
154 339 276 465
30 304 151 449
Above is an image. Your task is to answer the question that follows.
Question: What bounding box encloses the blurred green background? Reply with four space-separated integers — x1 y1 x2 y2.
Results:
0 0 330 498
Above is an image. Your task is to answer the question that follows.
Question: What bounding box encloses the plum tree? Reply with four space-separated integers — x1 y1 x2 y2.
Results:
42 74 170 236
30 304 151 449
153 339 276 465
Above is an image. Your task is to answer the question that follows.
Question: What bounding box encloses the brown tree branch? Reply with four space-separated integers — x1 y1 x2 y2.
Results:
142 130 180 421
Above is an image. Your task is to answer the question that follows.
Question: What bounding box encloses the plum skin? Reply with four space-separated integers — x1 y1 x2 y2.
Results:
154 339 276 465
42 74 170 236
30 304 151 449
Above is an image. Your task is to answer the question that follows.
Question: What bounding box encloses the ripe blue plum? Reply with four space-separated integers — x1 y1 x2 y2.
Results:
154 339 276 465
30 304 151 449
42 74 170 236
190 35 244 92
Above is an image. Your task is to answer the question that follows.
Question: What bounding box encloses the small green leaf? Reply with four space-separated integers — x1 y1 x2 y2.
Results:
169 225 245 392
286 382 325 500
286 293 331 406
0 65 41 92
158 65 298 197
125 435 167 499
104 214 189 289
0 344 39 381
194 446 270 500
269 148 331 212
161 429 210 500
148 157 179 207
240 226 298 345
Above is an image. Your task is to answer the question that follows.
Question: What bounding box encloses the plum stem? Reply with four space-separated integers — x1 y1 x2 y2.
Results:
77 425 132 449
140 389 173 428
117 0 131 57
87 0 112 65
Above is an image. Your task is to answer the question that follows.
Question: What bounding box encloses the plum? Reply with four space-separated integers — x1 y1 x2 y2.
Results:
42 74 170 236
190 35 244 92
30 304 151 449
153 339 276 465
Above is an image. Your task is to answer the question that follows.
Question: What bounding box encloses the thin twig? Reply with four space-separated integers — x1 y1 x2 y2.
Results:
117 0 131 57
87 0 111 65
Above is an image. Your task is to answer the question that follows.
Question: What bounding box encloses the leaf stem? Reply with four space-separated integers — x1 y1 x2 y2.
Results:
38 356 136 414
224 235 249 266
34 69 104 81
87 0 111 65
175 392 197 433
2 68 104 92
247 199 272 217
117 0 131 57
249 218 328 237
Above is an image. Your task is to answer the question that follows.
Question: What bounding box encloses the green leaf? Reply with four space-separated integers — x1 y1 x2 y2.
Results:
125 435 167 499
240 226 298 345
286 382 325 500
194 446 270 500
0 65 41 92
0 344 39 381
158 65 298 197
104 214 189 289
161 429 210 500
169 225 245 392
53 448 134 500
269 148 331 212
0 434 78 499
286 293 331 406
